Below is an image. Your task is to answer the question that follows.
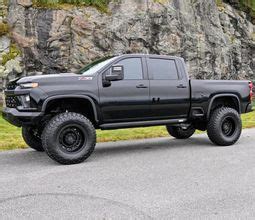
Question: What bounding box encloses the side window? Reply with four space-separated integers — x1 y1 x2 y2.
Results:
148 58 179 80
117 58 143 80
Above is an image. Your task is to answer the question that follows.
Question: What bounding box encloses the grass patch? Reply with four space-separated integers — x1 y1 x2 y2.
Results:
0 107 255 151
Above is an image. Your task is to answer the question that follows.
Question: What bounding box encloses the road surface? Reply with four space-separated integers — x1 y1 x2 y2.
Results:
0 129 255 219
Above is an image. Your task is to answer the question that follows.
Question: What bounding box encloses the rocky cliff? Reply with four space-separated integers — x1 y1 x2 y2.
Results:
0 0 254 92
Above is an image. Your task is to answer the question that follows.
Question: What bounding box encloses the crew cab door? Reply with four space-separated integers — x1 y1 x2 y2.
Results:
146 57 190 119
99 57 150 123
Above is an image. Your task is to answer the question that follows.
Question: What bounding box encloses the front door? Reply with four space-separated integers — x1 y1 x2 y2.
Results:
99 57 150 123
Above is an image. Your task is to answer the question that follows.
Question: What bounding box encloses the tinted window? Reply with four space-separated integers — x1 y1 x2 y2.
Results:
148 59 178 80
117 58 143 80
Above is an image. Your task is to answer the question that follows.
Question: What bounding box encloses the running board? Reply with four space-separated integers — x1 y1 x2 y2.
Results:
100 118 188 130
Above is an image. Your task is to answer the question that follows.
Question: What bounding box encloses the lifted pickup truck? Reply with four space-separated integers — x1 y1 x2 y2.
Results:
2 54 253 164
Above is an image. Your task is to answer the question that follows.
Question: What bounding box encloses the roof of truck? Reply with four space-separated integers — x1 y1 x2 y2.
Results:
115 54 182 60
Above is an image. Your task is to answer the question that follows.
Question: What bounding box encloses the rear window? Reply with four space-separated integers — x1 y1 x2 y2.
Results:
148 58 179 80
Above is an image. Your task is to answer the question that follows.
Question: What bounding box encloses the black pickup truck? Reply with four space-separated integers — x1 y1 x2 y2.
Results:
2 54 253 164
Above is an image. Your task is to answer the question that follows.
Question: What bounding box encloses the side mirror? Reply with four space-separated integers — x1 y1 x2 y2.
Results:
105 65 124 81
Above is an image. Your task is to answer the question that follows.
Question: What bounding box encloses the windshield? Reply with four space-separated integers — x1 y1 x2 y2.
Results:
76 56 116 75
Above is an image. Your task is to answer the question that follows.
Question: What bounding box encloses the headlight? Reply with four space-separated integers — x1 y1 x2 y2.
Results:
20 82 38 89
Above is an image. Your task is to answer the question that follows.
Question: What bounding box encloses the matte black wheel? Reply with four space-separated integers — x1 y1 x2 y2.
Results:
207 107 242 146
22 127 44 152
42 112 96 165
166 125 195 139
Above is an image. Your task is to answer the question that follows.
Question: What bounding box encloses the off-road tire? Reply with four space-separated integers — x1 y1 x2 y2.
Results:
42 112 96 165
166 125 195 139
22 127 44 152
207 107 242 146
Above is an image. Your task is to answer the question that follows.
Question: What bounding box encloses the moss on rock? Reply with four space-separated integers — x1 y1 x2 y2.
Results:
32 0 111 12
0 22 9 36
1 44 21 65
223 0 255 22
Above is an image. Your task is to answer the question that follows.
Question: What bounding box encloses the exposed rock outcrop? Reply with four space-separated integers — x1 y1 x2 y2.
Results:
0 0 23 94
1 0 255 93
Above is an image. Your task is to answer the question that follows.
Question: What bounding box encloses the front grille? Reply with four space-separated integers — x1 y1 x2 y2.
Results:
6 81 18 90
5 96 20 108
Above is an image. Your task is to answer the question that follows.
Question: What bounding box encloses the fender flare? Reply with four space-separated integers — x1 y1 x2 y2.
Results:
41 94 99 122
207 94 241 119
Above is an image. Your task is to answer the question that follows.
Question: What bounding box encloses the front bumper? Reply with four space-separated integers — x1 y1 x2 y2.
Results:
2 107 42 127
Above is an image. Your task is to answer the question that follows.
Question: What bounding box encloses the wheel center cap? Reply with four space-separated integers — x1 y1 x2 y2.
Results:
224 124 229 130
65 134 76 145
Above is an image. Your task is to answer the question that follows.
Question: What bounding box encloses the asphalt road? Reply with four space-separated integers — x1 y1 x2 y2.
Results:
0 129 255 219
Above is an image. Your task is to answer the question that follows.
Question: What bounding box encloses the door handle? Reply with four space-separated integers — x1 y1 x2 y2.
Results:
136 84 148 88
177 84 187 89
152 97 160 103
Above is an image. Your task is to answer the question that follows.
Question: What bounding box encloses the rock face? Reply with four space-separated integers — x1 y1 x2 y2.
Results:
1 0 255 92
0 0 23 96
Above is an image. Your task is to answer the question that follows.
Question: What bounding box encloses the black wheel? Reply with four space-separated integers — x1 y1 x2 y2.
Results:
42 112 96 165
207 107 242 146
22 127 44 152
166 125 195 139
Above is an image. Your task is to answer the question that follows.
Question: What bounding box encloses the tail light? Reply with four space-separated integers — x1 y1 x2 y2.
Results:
249 81 253 102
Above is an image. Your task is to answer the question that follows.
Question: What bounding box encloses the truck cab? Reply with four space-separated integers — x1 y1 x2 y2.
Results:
99 54 190 125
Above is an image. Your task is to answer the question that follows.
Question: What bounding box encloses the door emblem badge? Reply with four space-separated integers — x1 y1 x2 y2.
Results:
78 77 93 80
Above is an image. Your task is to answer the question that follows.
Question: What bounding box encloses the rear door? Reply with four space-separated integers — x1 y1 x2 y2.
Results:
146 57 190 119
99 56 151 123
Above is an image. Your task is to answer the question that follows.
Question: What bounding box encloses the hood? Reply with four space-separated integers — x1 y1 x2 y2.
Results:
17 73 77 84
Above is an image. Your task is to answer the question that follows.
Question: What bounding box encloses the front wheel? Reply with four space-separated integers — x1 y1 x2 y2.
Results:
42 112 96 165
166 125 195 139
22 127 44 152
207 107 242 146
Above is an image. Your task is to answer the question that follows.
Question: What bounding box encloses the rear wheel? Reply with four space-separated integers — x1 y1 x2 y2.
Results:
42 112 96 165
22 127 44 152
207 107 242 146
166 125 195 139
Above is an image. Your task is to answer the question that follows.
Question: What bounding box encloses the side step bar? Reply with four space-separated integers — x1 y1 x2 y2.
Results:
100 118 188 130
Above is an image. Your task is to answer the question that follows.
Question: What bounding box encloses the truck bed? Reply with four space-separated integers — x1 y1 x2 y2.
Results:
190 79 251 118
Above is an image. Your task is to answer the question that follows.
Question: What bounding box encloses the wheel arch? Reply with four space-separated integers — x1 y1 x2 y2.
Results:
207 94 241 120
41 95 99 123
